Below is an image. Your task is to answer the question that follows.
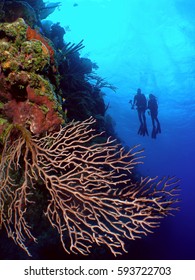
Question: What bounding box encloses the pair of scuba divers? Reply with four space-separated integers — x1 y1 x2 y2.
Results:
130 88 161 139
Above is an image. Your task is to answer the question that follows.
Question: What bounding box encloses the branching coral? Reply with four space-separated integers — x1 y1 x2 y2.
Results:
0 117 179 256
61 40 85 58
87 74 117 93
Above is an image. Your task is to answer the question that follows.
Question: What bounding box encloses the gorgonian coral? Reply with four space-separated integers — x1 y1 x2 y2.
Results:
0 117 179 256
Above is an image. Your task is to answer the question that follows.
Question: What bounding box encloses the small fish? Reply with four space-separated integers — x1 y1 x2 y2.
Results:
73 3 78 7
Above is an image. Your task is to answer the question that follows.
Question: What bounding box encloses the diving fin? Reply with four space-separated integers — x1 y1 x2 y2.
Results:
151 127 157 139
138 124 149 136
156 123 161 134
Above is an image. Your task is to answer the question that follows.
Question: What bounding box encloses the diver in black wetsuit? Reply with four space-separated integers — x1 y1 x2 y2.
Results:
130 88 148 136
148 93 161 139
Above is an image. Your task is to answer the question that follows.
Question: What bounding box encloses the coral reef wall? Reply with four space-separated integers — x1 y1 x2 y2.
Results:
0 18 63 138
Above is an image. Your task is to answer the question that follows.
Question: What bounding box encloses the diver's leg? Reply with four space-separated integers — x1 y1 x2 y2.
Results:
156 117 161 133
152 117 156 128
138 110 143 125
141 112 148 136
137 110 144 135
151 116 157 138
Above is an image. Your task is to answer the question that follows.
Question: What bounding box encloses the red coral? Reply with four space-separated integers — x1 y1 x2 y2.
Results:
29 105 46 134
26 26 55 64
2 85 62 135
26 85 62 133
4 99 31 126
0 73 12 101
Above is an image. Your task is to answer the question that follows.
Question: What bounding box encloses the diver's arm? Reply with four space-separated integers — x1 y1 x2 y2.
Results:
132 95 137 109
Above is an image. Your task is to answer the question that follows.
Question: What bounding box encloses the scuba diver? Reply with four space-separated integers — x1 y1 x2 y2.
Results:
147 93 161 139
130 88 148 136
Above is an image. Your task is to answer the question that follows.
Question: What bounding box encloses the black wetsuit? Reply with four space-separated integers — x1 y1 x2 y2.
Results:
133 93 148 136
148 97 161 138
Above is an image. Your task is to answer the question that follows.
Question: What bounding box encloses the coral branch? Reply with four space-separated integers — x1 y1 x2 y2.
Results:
61 40 85 57
0 118 180 256
87 74 117 92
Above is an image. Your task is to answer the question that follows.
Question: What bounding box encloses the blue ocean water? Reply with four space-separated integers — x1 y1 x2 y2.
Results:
48 0 195 259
